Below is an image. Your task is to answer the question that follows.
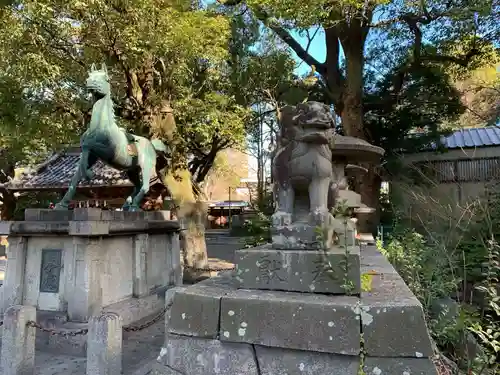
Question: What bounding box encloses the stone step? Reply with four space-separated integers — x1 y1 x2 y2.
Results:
234 245 360 294
154 335 438 375
167 277 360 356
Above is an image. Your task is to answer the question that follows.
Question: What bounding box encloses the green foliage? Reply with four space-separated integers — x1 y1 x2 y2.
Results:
245 0 386 28
467 240 500 369
379 227 458 308
233 0 498 151
242 212 272 247
451 63 500 128
379 188 500 373
364 65 462 156
0 0 246 175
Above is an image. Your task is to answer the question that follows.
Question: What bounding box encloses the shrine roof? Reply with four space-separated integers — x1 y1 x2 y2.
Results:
5 146 162 191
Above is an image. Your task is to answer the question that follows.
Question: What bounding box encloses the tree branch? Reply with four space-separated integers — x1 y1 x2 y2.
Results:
390 12 483 100
323 23 346 106
219 0 327 75
265 18 327 76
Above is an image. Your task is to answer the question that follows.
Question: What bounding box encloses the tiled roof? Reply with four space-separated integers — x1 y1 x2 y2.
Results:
6 146 161 191
441 126 500 149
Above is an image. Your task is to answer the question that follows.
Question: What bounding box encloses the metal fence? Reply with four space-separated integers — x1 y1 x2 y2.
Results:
414 157 500 183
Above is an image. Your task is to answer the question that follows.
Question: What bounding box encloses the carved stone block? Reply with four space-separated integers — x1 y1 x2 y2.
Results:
234 246 360 294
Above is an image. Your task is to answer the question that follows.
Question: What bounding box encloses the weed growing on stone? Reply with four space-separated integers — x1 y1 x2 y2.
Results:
314 200 356 295
358 333 367 375
333 200 356 295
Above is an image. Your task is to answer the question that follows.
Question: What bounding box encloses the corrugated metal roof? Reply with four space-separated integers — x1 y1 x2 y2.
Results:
442 126 500 149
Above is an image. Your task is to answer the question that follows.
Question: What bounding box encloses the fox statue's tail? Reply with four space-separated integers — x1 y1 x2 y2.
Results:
151 139 169 154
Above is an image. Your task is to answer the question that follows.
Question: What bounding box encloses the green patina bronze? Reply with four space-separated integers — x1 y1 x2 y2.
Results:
55 63 169 211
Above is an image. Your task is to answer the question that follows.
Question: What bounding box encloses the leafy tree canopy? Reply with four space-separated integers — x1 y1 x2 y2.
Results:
0 0 241 174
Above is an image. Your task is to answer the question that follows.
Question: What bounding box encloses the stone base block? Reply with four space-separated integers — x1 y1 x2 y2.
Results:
363 357 438 375
220 289 360 355
157 334 363 375
158 268 438 374
151 363 184 375
159 334 259 375
168 282 234 338
255 346 359 375
154 335 438 375
234 246 360 294
165 276 360 355
271 221 320 249
360 245 434 358
270 211 356 249
24 208 171 222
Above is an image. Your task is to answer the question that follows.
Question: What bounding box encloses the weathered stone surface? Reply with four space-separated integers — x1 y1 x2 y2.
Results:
270 220 321 250
167 282 233 338
360 245 398 275
1 305 36 375
23 208 171 222
101 210 171 221
69 221 110 236
363 356 438 375
360 245 434 358
9 221 69 235
24 208 76 222
196 273 239 289
220 289 360 355
158 334 259 375
87 312 123 375
151 363 184 375
271 214 355 249
234 246 360 294
255 345 359 375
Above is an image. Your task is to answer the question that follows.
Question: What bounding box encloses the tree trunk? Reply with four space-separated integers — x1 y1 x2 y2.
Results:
0 159 16 221
152 101 209 282
341 40 381 234
256 115 264 206
0 189 16 220
163 169 209 282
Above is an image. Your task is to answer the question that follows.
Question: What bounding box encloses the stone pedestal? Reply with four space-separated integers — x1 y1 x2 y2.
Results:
234 245 360 294
151 103 435 374
0 208 182 356
155 245 437 375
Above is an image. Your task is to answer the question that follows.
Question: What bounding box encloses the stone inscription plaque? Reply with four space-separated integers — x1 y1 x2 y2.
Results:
40 249 62 293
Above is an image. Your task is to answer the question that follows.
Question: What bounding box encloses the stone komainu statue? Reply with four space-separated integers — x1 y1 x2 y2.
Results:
272 101 338 222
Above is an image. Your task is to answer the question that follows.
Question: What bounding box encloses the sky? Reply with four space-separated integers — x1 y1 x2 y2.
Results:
289 29 327 76
247 29 329 180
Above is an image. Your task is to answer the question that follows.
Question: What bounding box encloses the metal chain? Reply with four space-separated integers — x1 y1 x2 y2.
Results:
122 300 173 332
9 300 175 335
26 320 88 336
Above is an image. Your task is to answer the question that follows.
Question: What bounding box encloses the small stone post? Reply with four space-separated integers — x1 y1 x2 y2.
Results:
87 312 123 375
1 305 36 375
